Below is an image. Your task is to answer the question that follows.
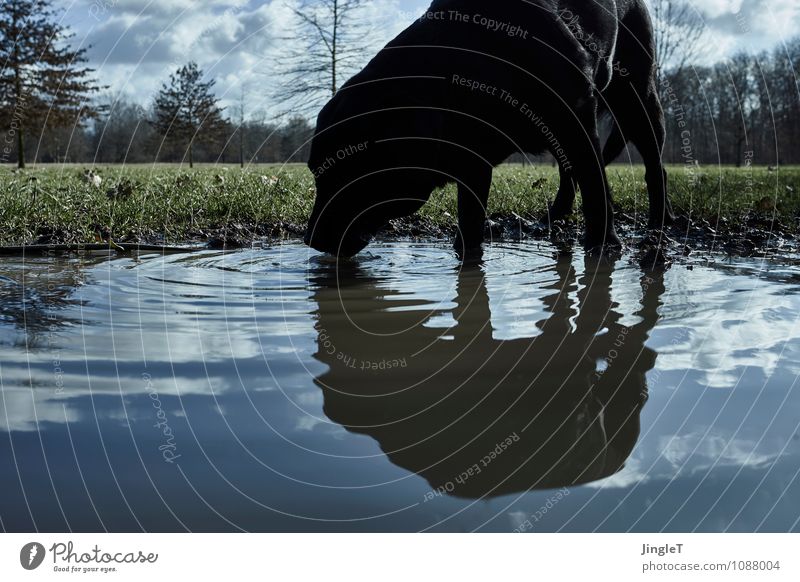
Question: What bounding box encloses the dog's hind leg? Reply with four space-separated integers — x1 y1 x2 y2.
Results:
630 92 676 228
609 0 675 228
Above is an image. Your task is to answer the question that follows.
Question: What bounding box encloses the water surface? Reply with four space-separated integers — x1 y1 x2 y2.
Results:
1 242 799 532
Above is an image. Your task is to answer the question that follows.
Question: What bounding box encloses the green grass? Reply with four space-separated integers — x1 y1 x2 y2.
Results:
1 163 798 246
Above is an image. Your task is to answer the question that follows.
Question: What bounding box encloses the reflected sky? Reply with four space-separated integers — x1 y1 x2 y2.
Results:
0 242 799 532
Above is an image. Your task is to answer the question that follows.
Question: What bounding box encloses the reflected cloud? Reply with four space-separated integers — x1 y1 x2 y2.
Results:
653 271 800 388
660 431 780 473
0 391 79 432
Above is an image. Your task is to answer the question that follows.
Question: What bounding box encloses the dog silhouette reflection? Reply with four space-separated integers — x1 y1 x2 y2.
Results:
310 255 664 498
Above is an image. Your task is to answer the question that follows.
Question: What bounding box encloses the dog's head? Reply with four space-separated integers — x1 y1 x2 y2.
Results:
304 126 382 257
304 94 436 257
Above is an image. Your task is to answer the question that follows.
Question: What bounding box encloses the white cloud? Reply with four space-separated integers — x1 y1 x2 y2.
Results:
56 0 420 116
690 0 744 20
52 0 800 116
750 0 800 41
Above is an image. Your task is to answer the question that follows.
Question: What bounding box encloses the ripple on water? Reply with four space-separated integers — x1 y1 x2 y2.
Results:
0 241 799 532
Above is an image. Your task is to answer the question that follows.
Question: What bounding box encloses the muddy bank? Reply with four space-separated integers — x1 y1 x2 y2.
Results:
7 209 798 264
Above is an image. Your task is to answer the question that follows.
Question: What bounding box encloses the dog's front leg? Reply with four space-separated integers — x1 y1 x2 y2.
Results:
454 165 493 254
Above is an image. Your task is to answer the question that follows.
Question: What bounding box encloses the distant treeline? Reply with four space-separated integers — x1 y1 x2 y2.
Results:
19 104 314 166
4 39 800 168
657 39 800 167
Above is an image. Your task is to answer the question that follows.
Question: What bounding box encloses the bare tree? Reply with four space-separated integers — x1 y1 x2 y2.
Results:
93 98 155 164
273 0 373 115
650 0 708 77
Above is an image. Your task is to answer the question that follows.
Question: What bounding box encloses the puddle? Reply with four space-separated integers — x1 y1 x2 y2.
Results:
1 241 799 532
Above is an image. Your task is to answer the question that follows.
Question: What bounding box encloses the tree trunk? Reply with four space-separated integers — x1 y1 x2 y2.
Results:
735 134 743 168
239 127 244 168
331 0 338 96
13 20 25 170
16 124 25 169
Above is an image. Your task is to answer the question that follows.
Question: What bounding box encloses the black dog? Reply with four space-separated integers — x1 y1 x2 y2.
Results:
305 0 674 257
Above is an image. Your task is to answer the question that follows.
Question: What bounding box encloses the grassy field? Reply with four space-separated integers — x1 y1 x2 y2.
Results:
0 163 798 246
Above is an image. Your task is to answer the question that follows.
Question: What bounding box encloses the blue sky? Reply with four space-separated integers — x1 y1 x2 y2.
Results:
54 0 799 117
